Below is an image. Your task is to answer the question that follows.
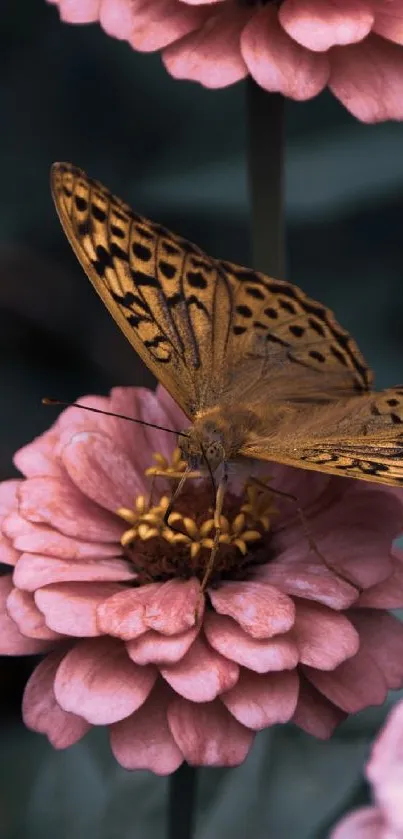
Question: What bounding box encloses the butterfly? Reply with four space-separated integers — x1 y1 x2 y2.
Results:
51 161 403 541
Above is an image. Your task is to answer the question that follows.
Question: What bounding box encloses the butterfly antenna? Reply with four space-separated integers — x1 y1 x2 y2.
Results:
42 397 188 437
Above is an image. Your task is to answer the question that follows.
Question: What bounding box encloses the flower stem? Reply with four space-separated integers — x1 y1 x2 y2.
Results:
246 80 285 278
168 762 197 839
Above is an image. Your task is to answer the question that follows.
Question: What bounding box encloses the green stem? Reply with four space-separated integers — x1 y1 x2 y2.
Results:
246 80 285 278
168 762 197 839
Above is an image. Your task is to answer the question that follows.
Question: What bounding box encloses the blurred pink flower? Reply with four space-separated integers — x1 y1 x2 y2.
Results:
2 384 403 774
330 700 403 839
47 0 403 122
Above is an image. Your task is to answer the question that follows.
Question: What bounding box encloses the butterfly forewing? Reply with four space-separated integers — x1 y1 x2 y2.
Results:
52 162 403 489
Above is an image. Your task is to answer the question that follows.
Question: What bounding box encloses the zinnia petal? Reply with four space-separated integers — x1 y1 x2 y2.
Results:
18 476 123 541
129 0 211 53
205 612 298 673
374 0 403 46
279 0 374 52
293 600 359 669
330 34 403 122
160 634 239 701
34 582 123 637
144 578 202 634
7 587 62 641
97 584 161 640
292 677 347 739
221 669 299 730
54 637 157 724
330 807 385 839
0 576 52 654
168 697 254 766
13 554 133 591
126 625 199 665
241 4 329 100
209 580 295 639
110 683 183 774
3 512 121 560
61 431 146 512
304 646 388 713
349 609 403 690
23 648 91 748
163 5 249 87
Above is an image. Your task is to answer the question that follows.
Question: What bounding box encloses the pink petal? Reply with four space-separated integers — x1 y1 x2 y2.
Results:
209 580 295 639
35 582 123 637
13 554 134 591
291 485 401 589
358 550 403 608
144 578 202 634
221 669 299 730
280 0 374 52
260 560 358 610
292 676 347 739
7 588 62 640
22 649 91 748
304 646 388 713
0 576 53 655
110 386 185 478
163 5 249 87
241 4 329 100
14 429 64 478
349 609 403 690
330 35 403 122
48 0 100 23
204 612 299 673
366 702 403 833
0 479 20 519
293 600 359 669
161 634 239 701
98 0 134 39
110 683 183 774
18 476 123 541
126 625 199 665
4 512 122 560
168 697 254 767
55 394 112 435
374 0 403 45
61 431 145 512
126 0 211 52
330 807 384 839
97 584 162 639
0 535 19 567
54 637 157 724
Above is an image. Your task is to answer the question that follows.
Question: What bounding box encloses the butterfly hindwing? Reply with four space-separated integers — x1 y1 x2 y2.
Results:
240 388 403 487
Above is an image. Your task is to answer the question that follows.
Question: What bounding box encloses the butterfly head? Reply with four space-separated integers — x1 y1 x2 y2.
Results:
178 426 226 474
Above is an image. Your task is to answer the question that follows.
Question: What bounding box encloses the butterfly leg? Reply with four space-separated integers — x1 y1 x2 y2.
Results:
249 477 361 591
162 468 201 534
200 470 228 593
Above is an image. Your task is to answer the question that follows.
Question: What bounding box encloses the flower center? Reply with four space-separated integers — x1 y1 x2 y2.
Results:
117 449 276 586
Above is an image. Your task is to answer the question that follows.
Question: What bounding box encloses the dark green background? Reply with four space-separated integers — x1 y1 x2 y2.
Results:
1 2 402 836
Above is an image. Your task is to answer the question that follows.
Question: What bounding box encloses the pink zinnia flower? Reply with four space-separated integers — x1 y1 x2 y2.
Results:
2 384 403 774
330 699 403 839
47 0 403 122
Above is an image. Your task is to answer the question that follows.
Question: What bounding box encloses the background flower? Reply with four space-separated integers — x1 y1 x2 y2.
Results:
330 699 403 839
47 0 403 121
2 385 403 773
